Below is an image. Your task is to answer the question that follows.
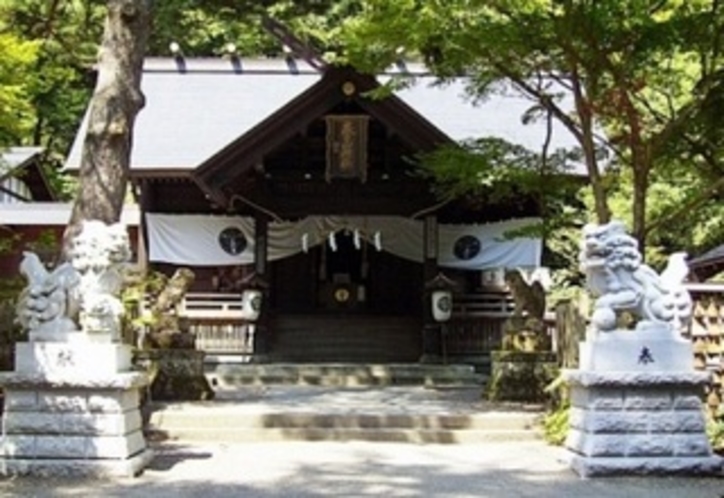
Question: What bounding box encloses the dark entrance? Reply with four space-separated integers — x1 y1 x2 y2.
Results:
269 234 423 362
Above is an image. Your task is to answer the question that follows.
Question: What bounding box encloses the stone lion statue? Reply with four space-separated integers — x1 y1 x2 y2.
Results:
16 251 79 335
580 220 692 333
504 269 546 321
67 220 131 338
503 269 548 351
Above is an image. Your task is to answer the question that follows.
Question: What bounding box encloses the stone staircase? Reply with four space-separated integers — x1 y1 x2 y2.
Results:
204 363 486 389
269 315 422 363
148 373 544 445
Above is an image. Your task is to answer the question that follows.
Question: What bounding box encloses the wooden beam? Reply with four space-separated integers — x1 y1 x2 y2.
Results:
261 16 327 71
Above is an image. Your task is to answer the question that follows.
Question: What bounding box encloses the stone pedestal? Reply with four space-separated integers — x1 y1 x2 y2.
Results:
488 351 557 402
0 341 152 477
134 349 214 401
564 326 723 477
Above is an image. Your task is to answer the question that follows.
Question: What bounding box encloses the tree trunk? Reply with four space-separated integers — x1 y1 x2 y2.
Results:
631 158 649 255
63 0 151 256
570 67 610 225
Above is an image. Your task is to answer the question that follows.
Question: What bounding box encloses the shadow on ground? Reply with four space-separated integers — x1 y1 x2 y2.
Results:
0 441 721 498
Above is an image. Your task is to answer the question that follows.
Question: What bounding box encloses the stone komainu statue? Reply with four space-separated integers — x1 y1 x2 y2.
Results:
504 269 546 321
16 251 78 334
68 220 131 339
579 220 692 333
503 269 548 351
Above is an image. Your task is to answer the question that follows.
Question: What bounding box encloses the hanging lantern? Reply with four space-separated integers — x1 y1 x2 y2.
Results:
432 290 453 322
240 289 263 321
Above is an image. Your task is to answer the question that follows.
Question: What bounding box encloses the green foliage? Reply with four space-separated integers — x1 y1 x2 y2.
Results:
0 30 38 146
148 0 359 58
542 374 570 446
420 137 578 204
24 228 59 264
543 401 570 446
708 416 724 453
487 352 559 403
0 0 103 196
342 0 724 250
121 269 168 339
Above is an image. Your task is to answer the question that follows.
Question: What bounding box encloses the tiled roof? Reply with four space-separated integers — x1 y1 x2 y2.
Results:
65 58 587 174
0 146 43 177
690 244 724 269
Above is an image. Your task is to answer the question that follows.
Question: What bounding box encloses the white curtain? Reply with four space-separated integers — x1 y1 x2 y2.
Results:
146 213 542 269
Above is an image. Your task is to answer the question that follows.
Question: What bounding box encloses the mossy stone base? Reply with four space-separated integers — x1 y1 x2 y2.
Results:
135 349 214 401
487 350 557 402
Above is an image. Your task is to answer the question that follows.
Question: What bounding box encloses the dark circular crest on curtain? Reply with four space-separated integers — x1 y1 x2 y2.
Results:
453 235 481 260
218 227 247 255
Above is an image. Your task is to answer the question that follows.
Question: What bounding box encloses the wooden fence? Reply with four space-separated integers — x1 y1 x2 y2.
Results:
685 284 724 417
134 292 253 356
445 291 514 357
171 291 519 364
179 293 253 355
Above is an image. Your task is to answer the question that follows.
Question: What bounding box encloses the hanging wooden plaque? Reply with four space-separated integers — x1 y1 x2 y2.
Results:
324 115 370 183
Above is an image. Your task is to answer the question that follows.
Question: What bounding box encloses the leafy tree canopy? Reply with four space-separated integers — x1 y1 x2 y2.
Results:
341 0 724 257
0 29 38 147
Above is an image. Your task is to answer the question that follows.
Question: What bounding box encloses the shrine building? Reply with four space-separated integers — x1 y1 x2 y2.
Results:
64 57 580 365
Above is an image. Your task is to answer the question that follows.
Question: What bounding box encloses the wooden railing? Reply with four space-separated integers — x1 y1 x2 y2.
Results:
163 293 253 354
165 290 527 360
445 292 514 356
452 291 515 317
179 292 244 318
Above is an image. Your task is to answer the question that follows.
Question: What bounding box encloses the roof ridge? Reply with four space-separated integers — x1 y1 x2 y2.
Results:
141 57 439 77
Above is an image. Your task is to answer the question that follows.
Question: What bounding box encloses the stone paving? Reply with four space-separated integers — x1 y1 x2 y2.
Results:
1 386 722 496
164 385 545 416
1 440 722 497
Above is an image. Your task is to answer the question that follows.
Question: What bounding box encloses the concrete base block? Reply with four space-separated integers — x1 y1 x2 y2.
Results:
579 328 694 372
3 430 146 459
0 448 154 478
15 342 132 376
0 371 152 478
569 454 723 477
564 333 723 478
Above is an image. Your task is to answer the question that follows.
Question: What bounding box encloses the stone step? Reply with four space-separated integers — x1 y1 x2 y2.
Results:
270 315 421 363
147 426 541 444
147 386 544 445
205 363 486 388
150 411 539 431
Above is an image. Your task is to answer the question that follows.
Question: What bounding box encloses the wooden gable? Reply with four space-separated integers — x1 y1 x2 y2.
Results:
192 66 453 214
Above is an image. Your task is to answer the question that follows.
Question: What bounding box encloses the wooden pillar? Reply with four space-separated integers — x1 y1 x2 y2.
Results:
420 215 442 363
136 179 151 274
254 215 268 277
252 214 270 361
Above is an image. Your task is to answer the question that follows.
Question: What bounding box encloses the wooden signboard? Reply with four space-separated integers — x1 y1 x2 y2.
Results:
325 115 370 183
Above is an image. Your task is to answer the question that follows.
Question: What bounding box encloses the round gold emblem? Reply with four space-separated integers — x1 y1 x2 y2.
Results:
334 287 351 303
341 81 356 96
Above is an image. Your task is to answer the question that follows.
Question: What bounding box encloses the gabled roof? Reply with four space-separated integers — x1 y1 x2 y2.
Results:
193 65 454 200
0 146 43 175
689 245 724 280
64 57 584 179
65 58 324 174
0 146 56 201
0 202 139 226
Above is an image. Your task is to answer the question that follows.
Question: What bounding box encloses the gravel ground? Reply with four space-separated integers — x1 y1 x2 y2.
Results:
1 440 722 498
